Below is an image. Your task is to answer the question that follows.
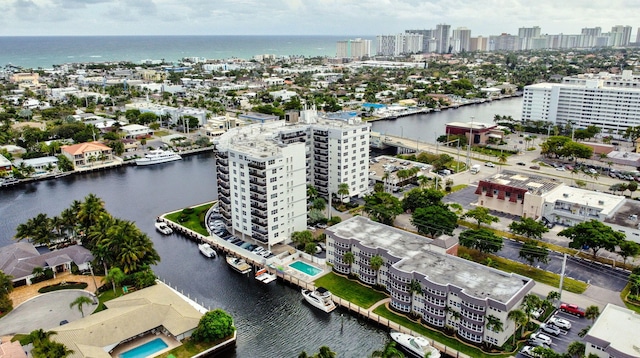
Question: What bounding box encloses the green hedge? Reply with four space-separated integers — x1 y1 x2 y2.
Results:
38 282 88 293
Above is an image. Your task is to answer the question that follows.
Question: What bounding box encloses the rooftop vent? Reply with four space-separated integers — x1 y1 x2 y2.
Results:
598 200 604 205
563 193 569 198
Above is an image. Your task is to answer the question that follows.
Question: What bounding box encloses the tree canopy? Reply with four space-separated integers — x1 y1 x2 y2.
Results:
462 207 499 229
558 220 626 259
458 228 504 255
402 188 444 212
363 191 403 225
191 309 236 343
509 217 549 240
518 240 550 267
411 205 458 238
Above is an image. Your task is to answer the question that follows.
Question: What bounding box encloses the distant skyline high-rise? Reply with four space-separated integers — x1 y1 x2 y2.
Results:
452 27 471 52
435 24 451 53
336 38 371 59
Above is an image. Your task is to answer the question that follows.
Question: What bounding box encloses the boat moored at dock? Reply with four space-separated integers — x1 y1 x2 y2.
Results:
155 221 173 235
198 243 217 258
255 268 277 284
135 149 182 166
301 287 336 313
226 256 252 274
389 331 440 358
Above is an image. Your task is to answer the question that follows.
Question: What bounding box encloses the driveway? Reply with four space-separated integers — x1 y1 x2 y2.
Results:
0 290 97 336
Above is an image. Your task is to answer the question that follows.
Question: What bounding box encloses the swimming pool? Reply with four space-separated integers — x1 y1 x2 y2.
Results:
120 338 168 358
289 261 322 277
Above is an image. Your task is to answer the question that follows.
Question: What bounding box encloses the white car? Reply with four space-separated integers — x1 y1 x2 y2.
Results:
530 332 552 346
520 345 539 357
548 317 572 330
539 323 561 336
485 162 495 167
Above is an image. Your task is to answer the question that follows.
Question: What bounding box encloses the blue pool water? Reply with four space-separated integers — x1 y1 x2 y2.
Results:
120 338 168 358
289 261 322 277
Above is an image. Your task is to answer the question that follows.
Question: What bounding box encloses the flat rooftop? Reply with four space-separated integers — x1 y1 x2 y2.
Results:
546 186 625 217
481 170 562 196
329 216 531 303
586 304 640 357
604 199 640 229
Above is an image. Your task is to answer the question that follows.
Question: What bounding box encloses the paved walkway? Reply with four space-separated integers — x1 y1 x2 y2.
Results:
367 298 391 312
9 272 104 307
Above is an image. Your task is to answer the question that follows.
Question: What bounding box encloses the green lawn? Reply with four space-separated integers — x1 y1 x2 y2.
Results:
373 305 517 358
95 287 124 313
165 203 214 236
620 283 640 314
314 272 388 309
156 339 225 358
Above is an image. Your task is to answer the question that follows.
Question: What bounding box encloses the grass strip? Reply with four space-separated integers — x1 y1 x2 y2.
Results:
165 203 213 236
314 272 388 309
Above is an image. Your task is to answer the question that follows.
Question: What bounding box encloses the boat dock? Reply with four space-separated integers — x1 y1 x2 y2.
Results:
158 214 475 358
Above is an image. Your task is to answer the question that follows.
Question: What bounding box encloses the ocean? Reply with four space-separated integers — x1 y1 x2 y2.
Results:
0 35 374 69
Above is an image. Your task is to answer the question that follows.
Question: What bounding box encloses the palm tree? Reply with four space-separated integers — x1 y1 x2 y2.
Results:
77 194 105 241
546 291 560 306
409 279 423 317
117 232 159 274
507 309 527 346
497 153 507 170
0 271 14 296
485 314 503 334
585 305 600 324
370 340 404 358
103 267 125 294
566 341 585 358
307 185 318 200
28 329 56 346
31 267 45 282
370 255 384 286
316 346 336 358
69 295 94 317
382 172 390 193
337 183 350 203
343 251 355 274
521 294 542 327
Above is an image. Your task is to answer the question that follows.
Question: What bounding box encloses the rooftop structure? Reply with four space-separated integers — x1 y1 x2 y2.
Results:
476 170 563 219
604 200 640 244
584 304 640 358
325 216 533 347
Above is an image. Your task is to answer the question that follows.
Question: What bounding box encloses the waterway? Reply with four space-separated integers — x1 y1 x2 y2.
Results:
0 98 522 356
371 97 523 143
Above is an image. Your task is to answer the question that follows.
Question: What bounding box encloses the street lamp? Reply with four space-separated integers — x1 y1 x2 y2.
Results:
466 117 474 168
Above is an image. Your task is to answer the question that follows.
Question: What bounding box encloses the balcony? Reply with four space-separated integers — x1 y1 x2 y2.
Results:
221 211 231 220
218 166 229 174
219 188 230 197
248 161 266 170
219 181 230 190
314 155 328 163
251 210 268 219
253 202 267 211
314 142 328 149
220 196 231 205
250 193 267 202
251 217 267 226
252 233 268 243
216 159 228 166
249 169 266 178
252 226 268 235
314 149 328 155
313 136 328 143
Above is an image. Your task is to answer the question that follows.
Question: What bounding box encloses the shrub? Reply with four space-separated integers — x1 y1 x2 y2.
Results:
191 309 236 343
38 282 88 293
182 207 195 214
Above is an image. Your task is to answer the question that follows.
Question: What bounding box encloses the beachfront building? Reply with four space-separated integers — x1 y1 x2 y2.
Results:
475 170 563 219
336 38 372 59
521 70 640 136
60 141 113 169
583 304 640 358
325 216 534 347
52 283 207 358
214 107 370 247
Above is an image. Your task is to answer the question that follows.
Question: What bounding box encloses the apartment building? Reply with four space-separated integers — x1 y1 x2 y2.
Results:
451 27 471 53
325 216 534 347
475 171 563 219
583 304 640 358
521 71 640 134
336 38 372 59
213 108 370 247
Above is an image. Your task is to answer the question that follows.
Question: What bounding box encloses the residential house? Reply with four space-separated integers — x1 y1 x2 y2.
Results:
60 142 113 169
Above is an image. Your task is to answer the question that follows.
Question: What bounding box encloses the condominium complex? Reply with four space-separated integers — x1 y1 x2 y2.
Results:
522 71 640 134
375 33 423 56
213 108 370 247
325 216 534 347
451 27 471 52
336 38 372 59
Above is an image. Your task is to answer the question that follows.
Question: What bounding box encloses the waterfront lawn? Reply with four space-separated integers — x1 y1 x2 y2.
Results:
165 203 213 236
373 305 514 358
458 247 588 294
156 340 214 358
95 288 123 313
313 272 387 309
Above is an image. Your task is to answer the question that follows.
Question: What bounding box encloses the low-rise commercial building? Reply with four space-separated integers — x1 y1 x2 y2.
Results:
542 186 626 227
583 304 640 358
475 171 563 219
325 216 534 347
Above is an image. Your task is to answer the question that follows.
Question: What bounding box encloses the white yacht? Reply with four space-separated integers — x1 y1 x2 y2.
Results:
301 287 336 313
255 268 277 284
135 149 182 166
154 221 173 235
389 331 440 358
198 243 217 258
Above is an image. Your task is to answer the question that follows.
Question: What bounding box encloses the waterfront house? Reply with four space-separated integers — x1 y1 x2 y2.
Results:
325 216 534 347
121 124 153 139
60 141 113 169
0 242 93 286
52 282 206 358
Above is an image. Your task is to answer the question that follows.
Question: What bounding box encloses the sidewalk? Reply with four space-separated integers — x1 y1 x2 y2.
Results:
529 281 624 310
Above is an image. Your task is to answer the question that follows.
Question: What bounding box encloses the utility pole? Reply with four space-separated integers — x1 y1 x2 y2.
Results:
466 117 474 168
557 253 567 308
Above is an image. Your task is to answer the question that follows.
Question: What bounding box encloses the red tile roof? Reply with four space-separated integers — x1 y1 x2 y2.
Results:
61 141 111 155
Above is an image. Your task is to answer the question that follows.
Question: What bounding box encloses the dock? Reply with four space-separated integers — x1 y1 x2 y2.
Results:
158 214 477 358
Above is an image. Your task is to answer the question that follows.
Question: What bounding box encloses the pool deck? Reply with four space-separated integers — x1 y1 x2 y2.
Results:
110 333 180 358
275 258 331 284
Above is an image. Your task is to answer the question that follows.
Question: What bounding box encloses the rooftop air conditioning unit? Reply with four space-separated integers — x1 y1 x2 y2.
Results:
598 200 604 205
563 193 569 198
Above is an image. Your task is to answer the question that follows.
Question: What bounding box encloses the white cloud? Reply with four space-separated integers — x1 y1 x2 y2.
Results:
0 0 637 36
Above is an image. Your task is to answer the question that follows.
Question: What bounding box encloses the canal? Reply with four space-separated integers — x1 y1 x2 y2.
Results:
0 98 523 357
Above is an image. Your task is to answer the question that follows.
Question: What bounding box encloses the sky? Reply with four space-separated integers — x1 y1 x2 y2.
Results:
0 0 638 37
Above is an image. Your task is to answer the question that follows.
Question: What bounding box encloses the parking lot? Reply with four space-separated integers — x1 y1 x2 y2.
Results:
517 307 592 357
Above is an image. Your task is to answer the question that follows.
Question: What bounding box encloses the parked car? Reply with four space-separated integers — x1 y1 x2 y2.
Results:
530 332 552 346
485 162 495 167
530 165 541 170
520 345 540 357
560 303 585 317
548 316 572 330
539 323 561 336
517 162 527 166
